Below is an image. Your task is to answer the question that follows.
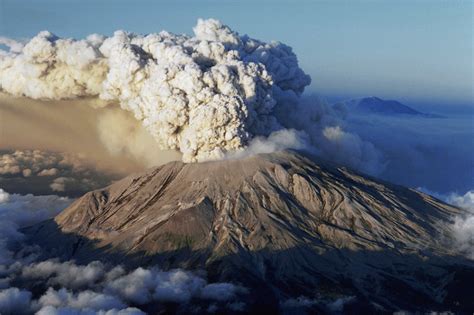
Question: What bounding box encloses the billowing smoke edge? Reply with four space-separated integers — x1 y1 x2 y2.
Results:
417 188 474 259
0 19 311 163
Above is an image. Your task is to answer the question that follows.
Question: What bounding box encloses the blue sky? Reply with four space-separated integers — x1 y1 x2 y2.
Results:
0 0 472 108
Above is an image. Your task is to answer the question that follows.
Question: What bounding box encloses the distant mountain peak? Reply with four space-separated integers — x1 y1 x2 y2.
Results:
338 96 448 118
344 96 422 115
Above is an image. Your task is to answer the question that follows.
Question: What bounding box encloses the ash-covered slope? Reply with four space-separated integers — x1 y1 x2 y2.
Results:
27 151 473 312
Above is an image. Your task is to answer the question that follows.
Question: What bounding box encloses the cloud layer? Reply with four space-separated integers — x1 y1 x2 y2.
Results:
0 149 121 196
445 191 474 259
417 188 474 259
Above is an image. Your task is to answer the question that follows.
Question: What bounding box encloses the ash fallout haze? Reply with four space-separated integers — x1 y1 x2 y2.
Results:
0 1 473 314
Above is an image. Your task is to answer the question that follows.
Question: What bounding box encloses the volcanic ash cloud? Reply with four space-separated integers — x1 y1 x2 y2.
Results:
0 19 310 163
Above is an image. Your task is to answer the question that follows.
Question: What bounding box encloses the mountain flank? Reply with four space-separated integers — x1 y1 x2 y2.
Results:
26 151 473 313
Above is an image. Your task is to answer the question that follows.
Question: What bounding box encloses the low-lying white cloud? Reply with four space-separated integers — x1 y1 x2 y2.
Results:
417 188 474 259
446 190 474 212
105 267 244 305
35 305 146 315
453 215 474 259
22 260 107 289
448 190 474 259
38 288 126 312
281 295 356 313
0 287 32 315
0 149 121 196
0 188 71 267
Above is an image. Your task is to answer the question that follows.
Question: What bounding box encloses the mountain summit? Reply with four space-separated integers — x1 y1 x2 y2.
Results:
341 96 434 116
27 151 473 313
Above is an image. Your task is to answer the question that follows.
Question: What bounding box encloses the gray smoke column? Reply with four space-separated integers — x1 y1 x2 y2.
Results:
0 19 310 162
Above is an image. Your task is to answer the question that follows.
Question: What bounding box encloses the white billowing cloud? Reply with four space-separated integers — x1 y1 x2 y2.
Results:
321 126 384 175
446 190 474 212
0 149 119 195
0 150 54 176
0 287 32 315
453 215 474 259
0 188 71 266
152 269 206 303
0 153 21 175
49 177 71 192
36 305 146 315
0 189 71 229
200 283 245 301
448 190 474 259
22 169 32 177
0 37 24 53
281 295 355 312
105 267 245 305
417 188 474 259
38 168 59 176
0 31 107 99
104 268 154 305
226 129 309 159
98 308 146 315
13 260 246 314
327 296 356 312
105 268 204 304
22 260 106 289
38 287 126 311
0 19 310 163
0 189 9 203
0 150 73 176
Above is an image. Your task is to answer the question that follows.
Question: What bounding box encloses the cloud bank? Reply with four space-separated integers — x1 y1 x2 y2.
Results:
417 188 474 259
446 190 474 259
0 149 122 196
344 112 474 194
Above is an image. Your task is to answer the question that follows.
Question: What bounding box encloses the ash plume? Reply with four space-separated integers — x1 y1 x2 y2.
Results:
0 19 311 163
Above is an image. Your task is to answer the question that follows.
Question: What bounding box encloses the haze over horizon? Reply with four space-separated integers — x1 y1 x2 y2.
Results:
1 0 472 109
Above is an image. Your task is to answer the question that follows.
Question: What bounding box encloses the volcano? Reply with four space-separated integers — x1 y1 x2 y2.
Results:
26 151 474 313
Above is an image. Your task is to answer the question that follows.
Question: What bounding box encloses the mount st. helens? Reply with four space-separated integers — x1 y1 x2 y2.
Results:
26 151 474 313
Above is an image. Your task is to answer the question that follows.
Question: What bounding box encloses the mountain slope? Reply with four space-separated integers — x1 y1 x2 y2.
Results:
341 96 439 117
26 151 473 312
